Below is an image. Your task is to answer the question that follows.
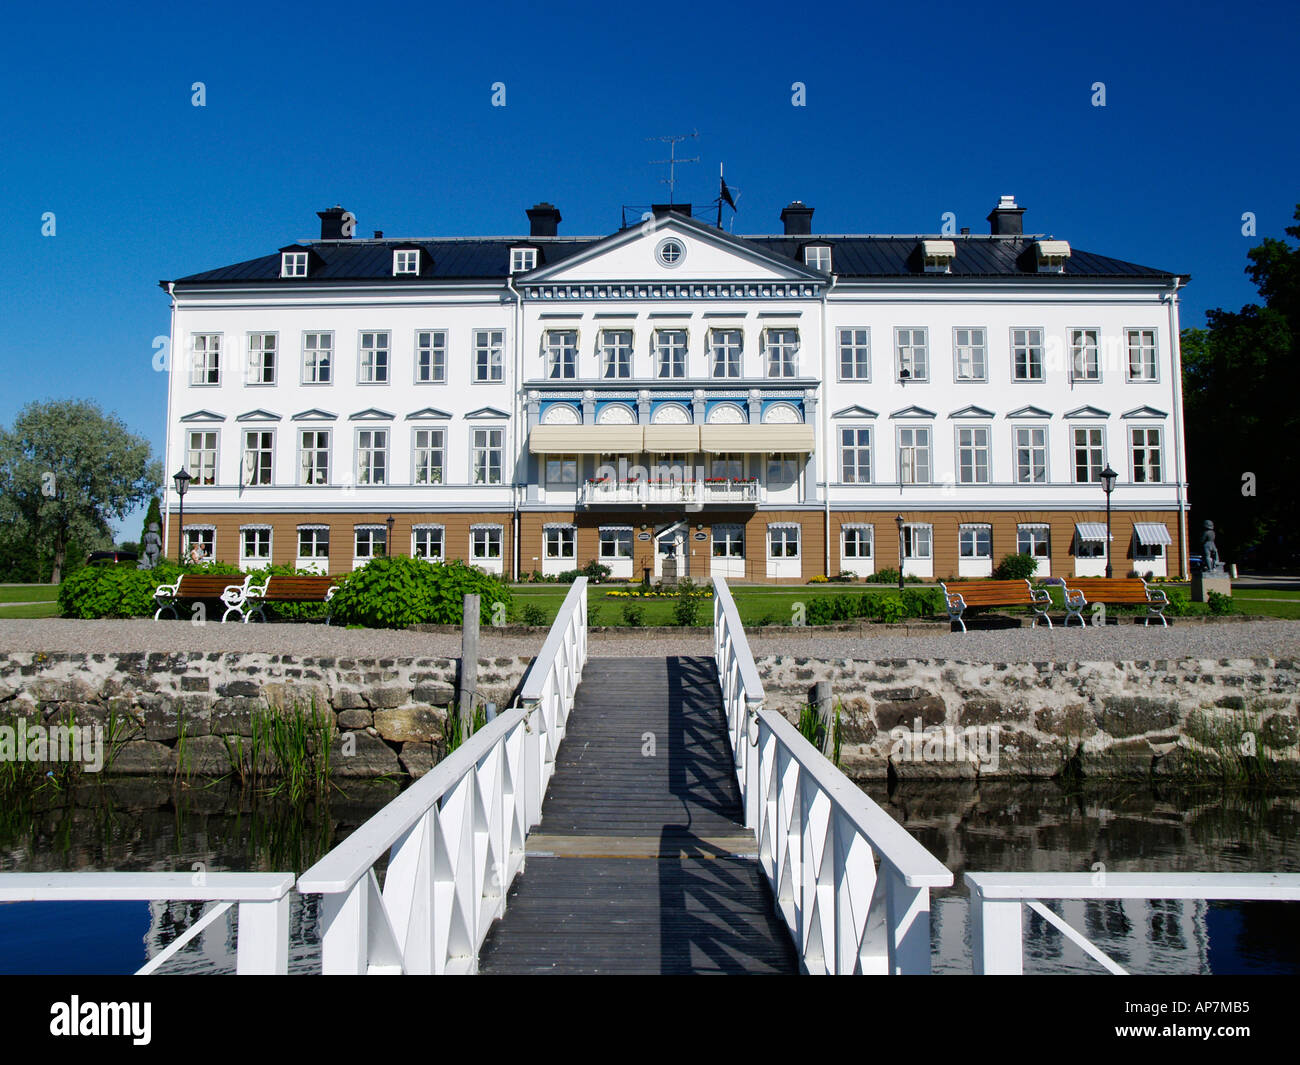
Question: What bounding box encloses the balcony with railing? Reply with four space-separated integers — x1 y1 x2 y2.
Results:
579 477 760 507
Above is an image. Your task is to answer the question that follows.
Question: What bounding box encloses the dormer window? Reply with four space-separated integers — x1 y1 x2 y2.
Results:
804 245 832 272
920 239 956 274
393 249 420 276
281 252 309 278
1034 240 1071 274
511 247 537 273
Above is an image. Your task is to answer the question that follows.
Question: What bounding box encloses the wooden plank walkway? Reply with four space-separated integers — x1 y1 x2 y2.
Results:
478 656 798 974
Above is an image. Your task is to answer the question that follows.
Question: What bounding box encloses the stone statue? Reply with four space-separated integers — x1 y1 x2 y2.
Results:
1200 520 1224 575
137 522 162 570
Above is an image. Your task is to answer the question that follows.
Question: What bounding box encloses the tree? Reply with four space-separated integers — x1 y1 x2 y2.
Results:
139 496 162 548
0 400 162 583
1181 205 1300 566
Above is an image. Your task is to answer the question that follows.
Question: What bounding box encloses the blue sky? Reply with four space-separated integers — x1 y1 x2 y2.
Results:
2 0 1297 538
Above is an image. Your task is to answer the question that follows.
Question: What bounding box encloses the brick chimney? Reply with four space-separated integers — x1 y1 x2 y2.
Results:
317 205 353 240
780 201 814 235
526 202 562 237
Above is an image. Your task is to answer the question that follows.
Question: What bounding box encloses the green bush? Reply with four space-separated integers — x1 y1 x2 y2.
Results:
328 556 512 629
621 602 645 627
869 567 922 586
860 593 906 623
256 563 334 622
899 587 942 618
1164 589 1190 617
581 559 612 582
673 578 704 626
58 559 242 619
806 594 857 625
519 603 548 626
1207 590 1235 616
993 553 1039 580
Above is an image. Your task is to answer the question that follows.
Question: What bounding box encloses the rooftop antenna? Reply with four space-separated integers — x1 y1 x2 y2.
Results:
648 131 699 206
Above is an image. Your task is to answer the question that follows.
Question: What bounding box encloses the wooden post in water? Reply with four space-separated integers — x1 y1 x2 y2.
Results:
812 680 835 759
458 593 480 741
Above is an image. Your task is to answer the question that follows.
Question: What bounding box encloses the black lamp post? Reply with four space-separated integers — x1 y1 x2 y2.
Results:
1100 464 1118 578
895 514 905 590
172 468 193 563
385 515 395 556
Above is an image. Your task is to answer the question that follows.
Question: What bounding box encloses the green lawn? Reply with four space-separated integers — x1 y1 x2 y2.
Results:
0 602 60 619
1231 596 1300 619
0 585 59 604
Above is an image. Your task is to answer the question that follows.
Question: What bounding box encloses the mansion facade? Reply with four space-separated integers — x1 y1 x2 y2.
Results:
161 196 1189 583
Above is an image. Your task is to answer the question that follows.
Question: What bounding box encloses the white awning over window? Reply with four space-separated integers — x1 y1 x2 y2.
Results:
1134 522 1172 546
1075 522 1107 542
643 425 701 451
529 425 642 454
700 424 815 453
920 239 956 259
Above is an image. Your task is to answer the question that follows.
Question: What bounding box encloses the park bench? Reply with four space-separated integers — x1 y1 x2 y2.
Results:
1062 577 1169 627
232 574 341 624
940 578 1053 632
153 574 252 623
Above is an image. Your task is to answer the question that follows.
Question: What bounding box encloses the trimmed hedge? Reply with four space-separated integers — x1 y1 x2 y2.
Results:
58 560 242 619
804 588 942 626
327 556 512 629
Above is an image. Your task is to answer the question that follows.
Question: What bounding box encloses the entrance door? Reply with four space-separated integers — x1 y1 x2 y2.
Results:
654 521 687 580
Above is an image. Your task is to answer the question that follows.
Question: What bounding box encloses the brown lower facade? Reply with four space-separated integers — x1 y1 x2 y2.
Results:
170 507 1185 582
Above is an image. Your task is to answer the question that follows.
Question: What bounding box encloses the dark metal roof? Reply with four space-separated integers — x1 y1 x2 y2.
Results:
170 232 1179 286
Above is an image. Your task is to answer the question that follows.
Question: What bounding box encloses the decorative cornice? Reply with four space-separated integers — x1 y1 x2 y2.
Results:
235 409 281 422
179 409 225 423
464 406 511 419
520 281 822 302
1006 405 1053 419
348 407 395 421
1064 405 1111 419
405 407 453 421
291 408 338 421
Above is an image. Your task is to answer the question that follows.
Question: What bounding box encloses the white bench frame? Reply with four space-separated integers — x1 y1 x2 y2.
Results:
1063 578 1169 627
940 579 1053 632
153 575 252 623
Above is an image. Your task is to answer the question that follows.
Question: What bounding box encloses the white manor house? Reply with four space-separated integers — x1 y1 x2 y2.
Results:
161 195 1189 583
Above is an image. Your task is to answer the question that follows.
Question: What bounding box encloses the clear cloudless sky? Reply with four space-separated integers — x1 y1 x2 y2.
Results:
1 0 1297 537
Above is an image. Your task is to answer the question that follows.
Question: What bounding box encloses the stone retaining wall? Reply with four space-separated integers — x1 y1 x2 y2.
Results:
0 652 532 780
756 656 1300 780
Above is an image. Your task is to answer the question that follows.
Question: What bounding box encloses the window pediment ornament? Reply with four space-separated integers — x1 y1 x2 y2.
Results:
762 401 801 424
541 403 582 425
596 403 636 425
651 402 691 425
707 402 747 424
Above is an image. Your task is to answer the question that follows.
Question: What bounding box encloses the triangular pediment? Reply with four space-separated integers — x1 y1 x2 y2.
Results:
1006 405 1053 419
1121 405 1168 419
832 405 878 419
949 405 996 419
348 408 395 421
889 405 937 419
465 406 510 420
236 408 281 422
179 409 225 423
1064 405 1110 419
291 408 337 421
406 407 453 421
524 214 824 286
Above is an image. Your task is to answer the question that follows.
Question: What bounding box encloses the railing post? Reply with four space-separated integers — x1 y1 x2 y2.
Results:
742 695 762 830
883 864 933 975
970 895 1024 975
235 893 290 974
320 879 369 975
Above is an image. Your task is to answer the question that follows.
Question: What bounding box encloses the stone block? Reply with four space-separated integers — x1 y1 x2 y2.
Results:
333 732 402 778
366 685 410 709
107 740 174 776
399 742 437 779
178 734 234 776
1098 695 1180 737
413 682 455 706
337 709 373 729
373 707 445 744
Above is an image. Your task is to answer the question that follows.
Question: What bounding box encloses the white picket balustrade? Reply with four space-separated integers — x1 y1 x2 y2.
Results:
297 578 587 974
0 871 293 975
711 576 953 974
966 871 1300 974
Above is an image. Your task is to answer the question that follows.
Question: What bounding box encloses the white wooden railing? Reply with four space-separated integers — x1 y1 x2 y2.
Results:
966 871 1300 974
581 479 760 506
711 576 953 974
0 872 293 974
297 578 587 974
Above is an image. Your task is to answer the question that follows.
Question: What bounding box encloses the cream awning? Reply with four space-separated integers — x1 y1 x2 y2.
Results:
1134 522 1172 546
1075 522 1108 542
529 425 643 454
643 425 701 451
700 424 815 453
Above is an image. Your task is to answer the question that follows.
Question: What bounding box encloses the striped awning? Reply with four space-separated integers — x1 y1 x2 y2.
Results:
700 424 815 453
1134 522 1172 546
1075 523 1108 542
643 425 701 451
529 425 643 454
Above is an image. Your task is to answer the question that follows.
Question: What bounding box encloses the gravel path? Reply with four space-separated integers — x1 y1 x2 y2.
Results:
0 618 1296 663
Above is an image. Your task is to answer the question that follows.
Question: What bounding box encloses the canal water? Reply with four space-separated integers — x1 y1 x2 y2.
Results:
1 778 1296 975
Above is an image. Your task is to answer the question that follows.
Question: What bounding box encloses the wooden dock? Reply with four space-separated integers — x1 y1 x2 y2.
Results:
478 656 798 974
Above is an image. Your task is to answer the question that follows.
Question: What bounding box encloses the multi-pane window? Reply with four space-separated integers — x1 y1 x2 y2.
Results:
712 525 744 558
1015 426 1048 483
280 252 308 278
298 526 330 560
1072 426 1106 483
842 525 873 559
767 453 798 487
412 525 445 561
655 330 687 378
600 330 632 379
768 525 800 558
1017 524 1050 561
186 431 217 486
959 524 992 559
840 427 872 483
599 527 633 560
355 526 386 560
415 330 446 383
957 426 991 484
1127 329 1157 380
805 246 832 271
839 328 870 380
897 426 931 484
246 333 276 384
472 428 503 484
710 329 743 378
241 526 272 564
711 453 743 480
413 428 445 485
299 429 330 485
474 329 504 382
902 524 933 559
954 328 987 381
546 454 577 486
183 527 215 559
544 525 576 560
303 332 332 383
356 429 388 485
393 249 420 275
1012 328 1045 381
471 525 503 560
765 329 799 378
1071 328 1101 381
359 332 390 383
511 248 537 273
190 334 221 385
545 330 578 379
896 328 928 381
1131 427 1163 483
242 430 273 486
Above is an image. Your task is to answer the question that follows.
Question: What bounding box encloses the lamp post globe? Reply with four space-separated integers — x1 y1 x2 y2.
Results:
172 468 193 563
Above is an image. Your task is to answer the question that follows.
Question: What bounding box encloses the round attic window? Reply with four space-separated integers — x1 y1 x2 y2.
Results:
656 238 685 269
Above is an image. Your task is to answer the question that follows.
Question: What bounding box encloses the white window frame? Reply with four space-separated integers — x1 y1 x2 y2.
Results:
190 334 221 386
354 525 387 561
1069 327 1101 382
544 524 577 561
839 426 872 484
712 524 744 559
710 328 743 379
298 428 331 486
953 327 987 382
764 328 799 379
841 524 873 559
186 430 218 486
654 329 688 379
1017 524 1051 560
393 249 420 276
246 332 276 385
412 427 445 485
958 523 993 560
1014 425 1049 483
511 247 537 273
838 327 870 381
470 524 503 561
239 525 273 566
600 329 633 379
412 524 445 561
956 425 991 484
1071 425 1107 484
415 330 447 384
1126 328 1158 381
895 327 928 381
280 252 308 278
896 425 932 484
902 523 933 560
599 526 634 560
545 330 578 380
545 454 578 487
1130 425 1163 483
1011 327 1045 382
302 332 333 384
767 524 801 560
358 331 390 384
804 245 832 272
356 428 388 486
472 426 504 485
182 525 216 560
297 525 330 561
473 329 504 382
241 429 274 487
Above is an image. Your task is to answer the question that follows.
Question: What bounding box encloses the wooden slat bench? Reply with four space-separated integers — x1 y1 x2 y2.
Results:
940 579 1053 632
154 574 252 623
235 574 341 624
1062 577 1169 627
